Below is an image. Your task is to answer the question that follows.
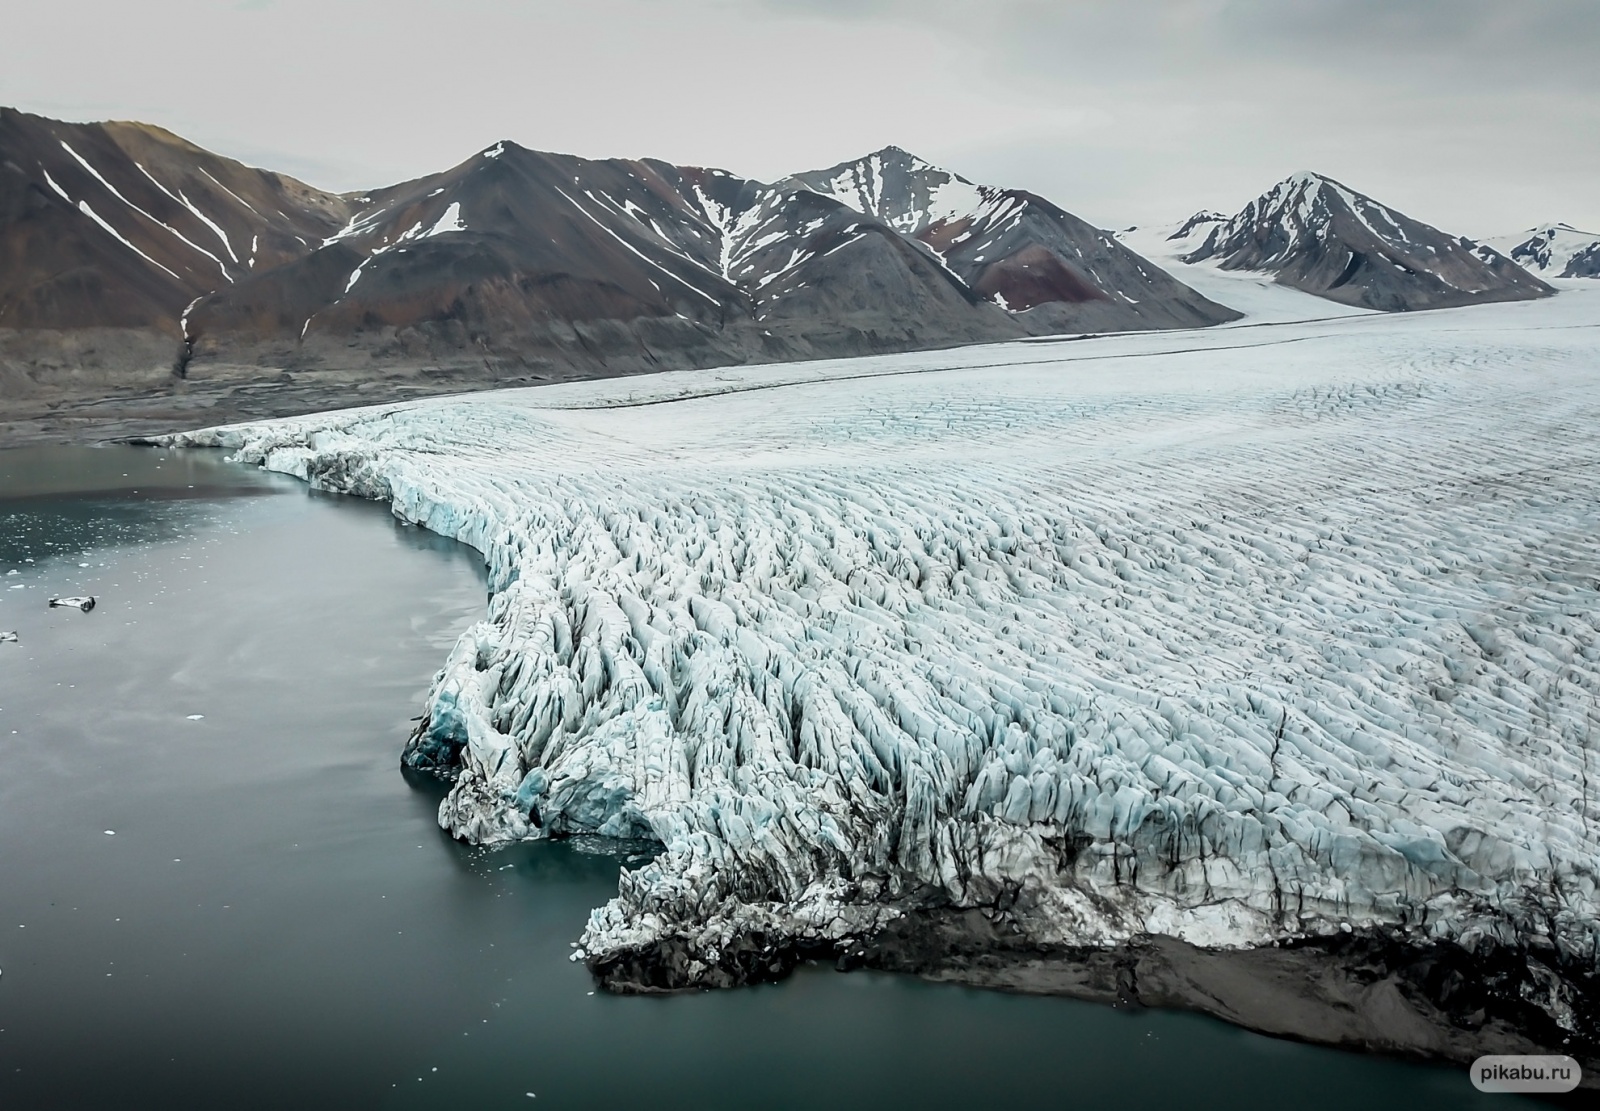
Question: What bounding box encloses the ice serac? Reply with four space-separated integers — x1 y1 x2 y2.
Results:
786 147 1241 331
157 289 1600 1070
1184 171 1554 311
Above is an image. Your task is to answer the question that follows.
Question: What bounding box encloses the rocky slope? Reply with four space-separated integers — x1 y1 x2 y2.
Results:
0 109 1240 435
785 147 1234 332
0 107 349 333
0 108 354 412
1182 172 1554 311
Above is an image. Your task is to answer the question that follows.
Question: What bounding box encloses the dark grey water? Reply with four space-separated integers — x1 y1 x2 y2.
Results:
0 445 1542 1110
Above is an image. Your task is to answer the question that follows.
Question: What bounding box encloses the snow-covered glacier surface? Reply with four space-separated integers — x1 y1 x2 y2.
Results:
160 288 1600 1017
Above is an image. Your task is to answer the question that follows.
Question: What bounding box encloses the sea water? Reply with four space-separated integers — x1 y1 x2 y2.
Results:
0 446 1541 1110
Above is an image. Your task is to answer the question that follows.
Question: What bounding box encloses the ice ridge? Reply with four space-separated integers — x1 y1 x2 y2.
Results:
157 302 1600 1017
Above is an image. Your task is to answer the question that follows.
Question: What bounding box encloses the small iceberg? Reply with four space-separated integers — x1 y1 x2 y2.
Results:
0 631 17 644
48 596 96 612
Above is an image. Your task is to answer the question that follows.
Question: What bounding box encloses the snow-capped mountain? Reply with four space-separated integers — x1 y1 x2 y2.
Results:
189 141 1026 374
1183 172 1553 311
0 109 1238 400
1167 210 1226 241
1483 222 1600 279
786 147 1236 331
191 142 1240 372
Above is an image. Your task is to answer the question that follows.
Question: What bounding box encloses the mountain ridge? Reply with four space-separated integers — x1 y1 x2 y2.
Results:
1482 221 1600 279
2 111 1570 443
1 108 1244 412
1181 171 1553 311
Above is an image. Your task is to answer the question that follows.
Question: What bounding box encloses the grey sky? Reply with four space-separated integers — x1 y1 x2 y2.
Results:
2 0 1594 236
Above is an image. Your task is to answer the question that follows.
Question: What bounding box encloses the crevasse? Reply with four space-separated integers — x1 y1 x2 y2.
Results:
156 300 1600 1013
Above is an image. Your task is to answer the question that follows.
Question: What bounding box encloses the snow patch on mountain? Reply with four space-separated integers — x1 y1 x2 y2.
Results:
1167 211 1226 243
323 206 388 247
1484 223 1600 279
799 148 987 237
74 199 182 281
424 201 467 237
59 141 233 281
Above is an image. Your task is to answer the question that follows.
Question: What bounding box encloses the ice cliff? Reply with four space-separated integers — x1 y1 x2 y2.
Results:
157 292 1600 1033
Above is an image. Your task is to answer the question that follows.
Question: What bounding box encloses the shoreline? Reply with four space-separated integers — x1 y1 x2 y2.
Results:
127 299 1600 1092
589 908 1599 1088
7 452 1589 1107
0 352 713 448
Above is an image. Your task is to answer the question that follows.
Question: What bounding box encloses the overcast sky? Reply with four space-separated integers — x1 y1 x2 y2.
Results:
2 0 1595 236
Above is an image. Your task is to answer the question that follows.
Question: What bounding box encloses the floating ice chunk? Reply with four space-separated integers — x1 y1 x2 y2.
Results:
48 596 96 612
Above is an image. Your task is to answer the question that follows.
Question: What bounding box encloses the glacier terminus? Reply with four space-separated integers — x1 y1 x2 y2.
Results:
156 277 1600 1071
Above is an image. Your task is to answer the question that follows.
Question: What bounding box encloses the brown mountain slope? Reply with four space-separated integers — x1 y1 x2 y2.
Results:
0 108 351 331
0 110 1243 441
183 142 1028 376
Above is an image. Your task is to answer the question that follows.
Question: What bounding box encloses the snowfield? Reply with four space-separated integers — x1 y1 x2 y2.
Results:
160 282 1600 1021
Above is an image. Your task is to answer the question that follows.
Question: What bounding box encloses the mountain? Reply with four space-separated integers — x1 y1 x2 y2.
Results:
784 147 1236 331
1181 172 1553 311
188 144 1030 376
0 106 349 332
1482 222 1600 279
0 110 1240 431
1167 211 1225 241
189 144 1240 374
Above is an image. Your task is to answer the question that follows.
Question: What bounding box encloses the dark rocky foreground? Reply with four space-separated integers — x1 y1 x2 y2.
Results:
591 905 1599 1091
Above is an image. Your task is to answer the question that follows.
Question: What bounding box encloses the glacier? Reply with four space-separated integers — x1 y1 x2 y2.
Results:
156 281 1600 1054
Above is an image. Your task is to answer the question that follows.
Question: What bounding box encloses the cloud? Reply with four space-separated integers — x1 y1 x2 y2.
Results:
1 0 1595 234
